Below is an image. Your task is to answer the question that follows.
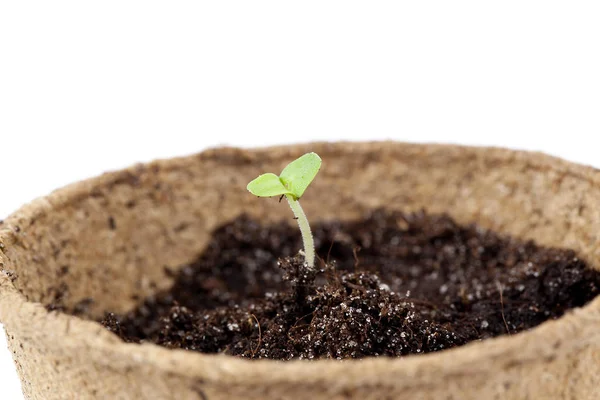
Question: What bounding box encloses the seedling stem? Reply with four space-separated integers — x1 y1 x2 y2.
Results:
285 194 315 270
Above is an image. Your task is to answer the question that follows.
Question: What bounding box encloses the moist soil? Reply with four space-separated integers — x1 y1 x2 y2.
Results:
99 209 600 360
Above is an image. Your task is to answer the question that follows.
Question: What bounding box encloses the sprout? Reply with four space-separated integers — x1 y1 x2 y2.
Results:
247 152 322 271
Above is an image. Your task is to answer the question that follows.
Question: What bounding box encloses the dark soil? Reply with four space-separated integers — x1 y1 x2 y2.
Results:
100 209 600 360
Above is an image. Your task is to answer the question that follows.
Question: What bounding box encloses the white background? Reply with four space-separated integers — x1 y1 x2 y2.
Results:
1 2 599 398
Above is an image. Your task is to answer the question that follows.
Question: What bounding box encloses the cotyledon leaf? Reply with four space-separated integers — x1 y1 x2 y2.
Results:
247 173 294 197
278 152 322 199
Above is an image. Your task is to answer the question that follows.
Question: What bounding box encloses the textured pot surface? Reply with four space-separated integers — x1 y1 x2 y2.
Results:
1 142 600 399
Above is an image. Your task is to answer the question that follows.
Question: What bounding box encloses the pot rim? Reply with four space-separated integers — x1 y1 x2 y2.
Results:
2 141 600 390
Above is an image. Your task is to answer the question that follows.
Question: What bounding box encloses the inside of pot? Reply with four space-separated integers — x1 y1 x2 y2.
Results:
3 144 599 326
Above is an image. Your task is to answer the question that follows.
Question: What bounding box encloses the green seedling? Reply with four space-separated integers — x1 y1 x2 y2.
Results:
247 152 322 271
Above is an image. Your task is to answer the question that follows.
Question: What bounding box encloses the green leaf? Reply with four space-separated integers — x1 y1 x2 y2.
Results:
279 152 322 199
247 173 293 197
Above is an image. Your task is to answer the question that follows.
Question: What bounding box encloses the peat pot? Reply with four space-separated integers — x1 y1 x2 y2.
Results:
1 142 600 399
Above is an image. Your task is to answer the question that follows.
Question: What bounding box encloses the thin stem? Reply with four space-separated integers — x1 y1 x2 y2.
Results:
285 194 315 271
